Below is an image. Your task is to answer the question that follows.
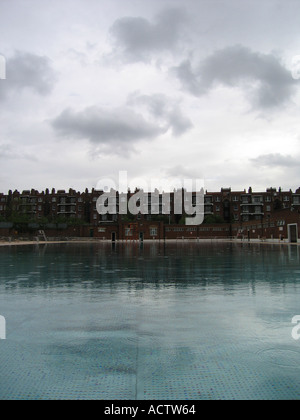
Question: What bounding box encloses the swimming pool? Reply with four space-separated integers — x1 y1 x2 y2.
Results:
0 241 299 400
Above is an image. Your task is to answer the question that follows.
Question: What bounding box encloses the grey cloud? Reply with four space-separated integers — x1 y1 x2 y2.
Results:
165 164 199 180
168 107 193 137
51 106 167 153
127 93 193 136
0 143 37 161
250 153 298 167
52 93 193 156
109 7 188 63
172 45 297 109
172 60 203 96
0 51 56 99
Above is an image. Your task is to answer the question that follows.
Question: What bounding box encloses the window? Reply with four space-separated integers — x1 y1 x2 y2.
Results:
98 228 106 233
150 227 158 236
266 205 271 212
233 205 238 211
216 206 220 212
284 196 290 201
125 228 133 236
215 196 220 202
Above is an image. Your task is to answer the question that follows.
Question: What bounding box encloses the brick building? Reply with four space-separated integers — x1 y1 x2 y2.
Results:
0 186 300 242
204 186 300 223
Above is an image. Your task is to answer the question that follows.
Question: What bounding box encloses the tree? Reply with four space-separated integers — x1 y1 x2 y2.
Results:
203 214 225 224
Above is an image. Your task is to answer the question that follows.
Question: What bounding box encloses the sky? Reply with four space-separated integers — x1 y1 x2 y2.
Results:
0 0 300 194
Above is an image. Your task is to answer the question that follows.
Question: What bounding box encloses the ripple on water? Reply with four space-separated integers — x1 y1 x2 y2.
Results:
257 348 300 369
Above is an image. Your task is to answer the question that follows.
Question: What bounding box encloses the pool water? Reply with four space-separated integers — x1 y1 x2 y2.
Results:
0 241 300 400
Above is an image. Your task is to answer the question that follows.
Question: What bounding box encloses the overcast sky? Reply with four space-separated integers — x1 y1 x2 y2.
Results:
0 0 300 194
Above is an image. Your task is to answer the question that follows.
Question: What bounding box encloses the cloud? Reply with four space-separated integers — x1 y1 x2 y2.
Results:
108 7 188 63
165 164 200 180
172 45 298 110
51 105 168 154
51 91 193 156
0 143 37 161
0 51 56 99
172 59 203 95
250 153 298 167
127 92 193 136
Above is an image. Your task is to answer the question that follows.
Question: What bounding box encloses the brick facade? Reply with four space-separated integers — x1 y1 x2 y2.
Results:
0 186 300 242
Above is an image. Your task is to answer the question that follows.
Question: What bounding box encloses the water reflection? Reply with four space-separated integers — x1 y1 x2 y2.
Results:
0 242 300 296
1 242 300 399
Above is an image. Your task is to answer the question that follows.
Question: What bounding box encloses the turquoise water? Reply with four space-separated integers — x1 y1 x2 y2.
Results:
0 241 300 400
